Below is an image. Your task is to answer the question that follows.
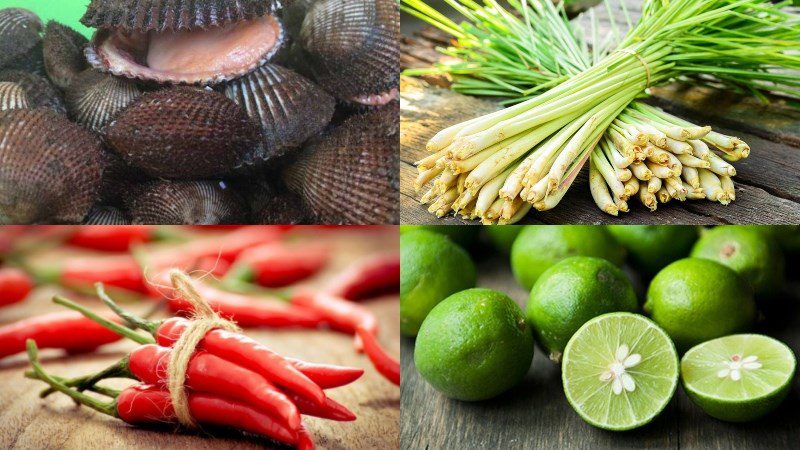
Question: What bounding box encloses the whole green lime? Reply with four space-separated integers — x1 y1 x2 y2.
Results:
414 288 534 401
607 225 698 276
527 256 638 362
511 225 625 290
484 226 523 254
400 230 476 336
691 226 784 298
400 225 480 249
645 258 756 351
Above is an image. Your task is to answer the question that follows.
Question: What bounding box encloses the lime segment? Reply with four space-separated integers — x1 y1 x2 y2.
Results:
681 334 796 422
562 312 679 431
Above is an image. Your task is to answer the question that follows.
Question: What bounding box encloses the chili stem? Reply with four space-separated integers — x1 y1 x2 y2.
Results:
52 295 154 345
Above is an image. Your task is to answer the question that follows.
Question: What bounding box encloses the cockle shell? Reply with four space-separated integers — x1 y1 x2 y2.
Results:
106 87 264 179
81 0 283 32
299 0 399 107
0 109 105 224
0 70 66 113
43 21 89 89
66 69 143 134
242 177 309 224
0 82 29 110
284 104 399 224
83 1 286 85
125 180 249 225
223 63 334 156
83 205 130 224
0 8 44 73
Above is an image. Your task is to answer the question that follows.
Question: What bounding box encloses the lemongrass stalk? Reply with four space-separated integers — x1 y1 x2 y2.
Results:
591 149 627 200
499 203 532 225
628 122 668 148
664 138 693 155
427 112 494 152
416 149 449 170
688 140 711 160
420 188 437 204
415 165 443 191
623 176 640 199
720 175 736 201
648 176 662 194
665 177 688 201
623 110 688 140
536 141 595 211
484 197 505 221
657 186 671 204
499 157 536 201
610 122 648 147
639 184 658 211
589 158 619 216
457 173 467 194
501 196 526 221
602 138 635 169
682 166 701 189
630 161 653 181
646 148 671 165
522 114 592 192
685 184 706 200
707 152 737 176
429 187 459 216
646 161 676 179
607 128 638 160
433 170 458 195
698 168 725 202
676 153 711 168
475 165 515 217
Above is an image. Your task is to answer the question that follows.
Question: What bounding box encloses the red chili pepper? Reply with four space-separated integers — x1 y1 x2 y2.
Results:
286 392 356 421
325 254 400 301
156 317 327 406
291 290 378 351
225 242 331 288
59 255 148 294
129 344 301 430
0 267 33 307
153 274 325 328
284 358 364 389
66 226 155 252
357 326 400 386
296 425 316 450
143 227 285 272
0 312 121 360
115 385 298 445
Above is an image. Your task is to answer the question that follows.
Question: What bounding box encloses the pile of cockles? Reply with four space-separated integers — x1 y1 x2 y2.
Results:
0 0 400 225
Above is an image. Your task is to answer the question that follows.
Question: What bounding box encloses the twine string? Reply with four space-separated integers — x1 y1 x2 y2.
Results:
616 48 652 89
165 269 240 429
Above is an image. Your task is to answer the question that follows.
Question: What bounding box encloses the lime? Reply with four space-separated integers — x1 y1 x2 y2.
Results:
607 225 698 276
562 312 679 431
691 226 784 298
526 256 638 362
645 258 756 351
414 288 534 401
400 230 476 337
484 226 522 254
681 334 796 422
511 225 625 290
400 225 480 249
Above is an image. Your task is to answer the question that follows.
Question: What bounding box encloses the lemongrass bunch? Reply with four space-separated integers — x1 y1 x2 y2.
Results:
402 0 800 222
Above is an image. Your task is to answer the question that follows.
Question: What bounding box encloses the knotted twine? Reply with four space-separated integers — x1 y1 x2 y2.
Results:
165 269 240 428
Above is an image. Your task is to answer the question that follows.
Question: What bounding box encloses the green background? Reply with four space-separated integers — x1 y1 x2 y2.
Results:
0 0 93 37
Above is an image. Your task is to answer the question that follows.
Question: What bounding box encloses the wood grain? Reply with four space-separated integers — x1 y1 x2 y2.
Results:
400 248 800 450
0 230 399 450
400 1 800 225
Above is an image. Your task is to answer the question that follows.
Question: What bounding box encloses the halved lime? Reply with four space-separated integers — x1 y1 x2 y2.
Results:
681 334 796 422
562 312 679 431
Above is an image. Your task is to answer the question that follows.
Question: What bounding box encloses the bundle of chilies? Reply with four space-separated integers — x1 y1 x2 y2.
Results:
22 282 362 449
405 0 800 223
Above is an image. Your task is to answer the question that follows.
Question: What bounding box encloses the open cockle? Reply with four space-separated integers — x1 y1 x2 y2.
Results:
82 0 286 85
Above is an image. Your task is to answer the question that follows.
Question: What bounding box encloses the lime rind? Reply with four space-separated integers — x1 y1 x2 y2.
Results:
681 334 796 422
562 312 679 431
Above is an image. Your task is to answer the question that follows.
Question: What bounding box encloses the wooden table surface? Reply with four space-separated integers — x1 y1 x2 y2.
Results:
400 1 800 225
400 248 800 449
0 230 399 450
